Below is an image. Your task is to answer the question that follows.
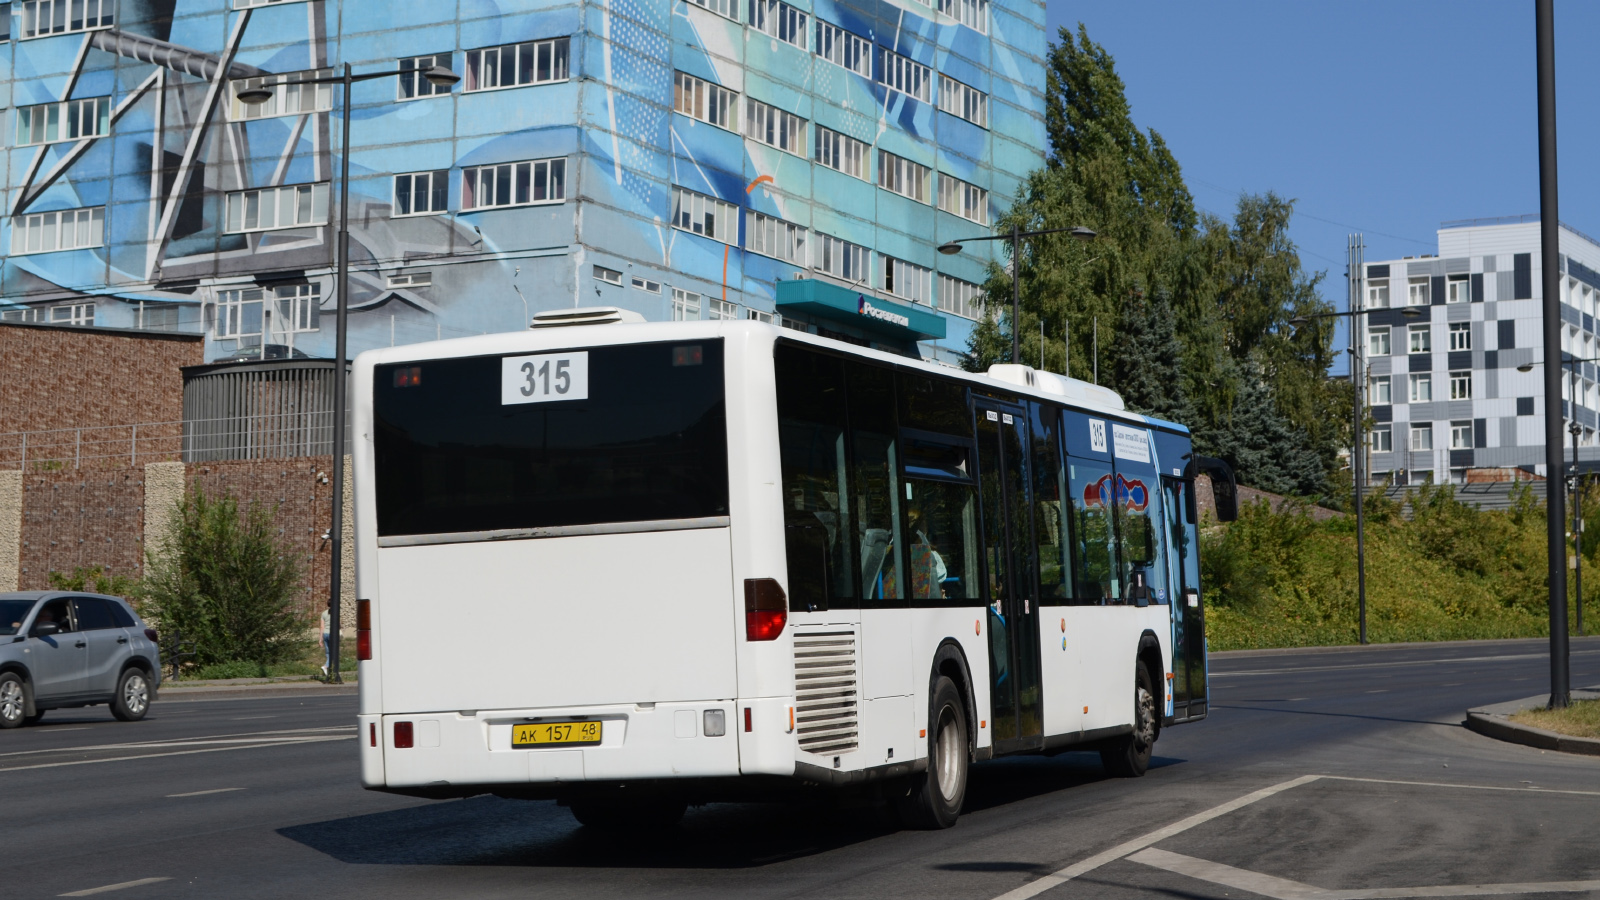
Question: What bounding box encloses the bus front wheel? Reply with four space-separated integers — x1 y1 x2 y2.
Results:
896 675 968 830
1100 663 1156 777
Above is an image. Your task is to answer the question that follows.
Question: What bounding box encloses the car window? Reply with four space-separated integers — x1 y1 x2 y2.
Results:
32 599 73 635
0 599 35 636
106 601 137 629
73 598 117 631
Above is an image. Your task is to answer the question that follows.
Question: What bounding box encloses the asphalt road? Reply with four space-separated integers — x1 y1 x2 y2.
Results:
8 636 1600 900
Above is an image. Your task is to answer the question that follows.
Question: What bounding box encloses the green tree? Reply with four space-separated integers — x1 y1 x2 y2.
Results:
47 565 140 600
142 486 305 667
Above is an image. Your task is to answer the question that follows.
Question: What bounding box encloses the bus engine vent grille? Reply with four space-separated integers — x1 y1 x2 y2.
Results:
793 629 859 756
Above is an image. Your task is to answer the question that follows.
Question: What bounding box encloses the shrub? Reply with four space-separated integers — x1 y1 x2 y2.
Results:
47 565 140 602
142 485 306 667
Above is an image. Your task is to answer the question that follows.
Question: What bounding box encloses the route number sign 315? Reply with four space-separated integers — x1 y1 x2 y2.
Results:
501 352 589 404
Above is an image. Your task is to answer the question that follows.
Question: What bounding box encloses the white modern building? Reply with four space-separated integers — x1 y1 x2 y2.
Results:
1359 216 1600 485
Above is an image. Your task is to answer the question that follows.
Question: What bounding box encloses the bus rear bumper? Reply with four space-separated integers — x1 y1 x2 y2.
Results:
373 701 759 790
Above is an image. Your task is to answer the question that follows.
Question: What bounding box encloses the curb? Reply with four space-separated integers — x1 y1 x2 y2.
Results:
1464 689 1600 757
159 681 359 702
1212 635 1600 660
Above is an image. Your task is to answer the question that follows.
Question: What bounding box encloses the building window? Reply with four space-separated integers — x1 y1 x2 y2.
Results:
386 271 431 289
230 69 334 121
709 298 738 320
749 0 806 48
878 150 929 203
1410 423 1433 452
398 54 454 100
18 0 113 39
1450 370 1471 400
135 301 179 331
672 287 702 320
1368 326 1391 356
225 183 330 233
1407 276 1429 306
215 284 320 341
1370 425 1392 453
746 211 807 264
748 308 775 324
0 307 43 323
937 173 987 224
816 233 870 282
1367 278 1389 308
938 75 987 127
671 186 738 245
937 0 987 32
1369 374 1391 405
11 206 105 254
744 99 804 154
816 21 871 78
593 265 622 285
461 158 565 210
47 302 93 326
1449 322 1471 351
687 0 736 20
883 255 930 304
1447 275 1471 304
393 170 449 216
1408 324 1431 353
1450 420 1473 450
674 72 736 129
465 38 569 92
878 47 931 103
16 97 109 146
939 274 982 319
815 126 868 180
631 276 661 293
1409 373 1432 403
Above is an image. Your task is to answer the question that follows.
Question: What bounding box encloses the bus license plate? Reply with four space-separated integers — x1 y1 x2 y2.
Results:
512 721 602 747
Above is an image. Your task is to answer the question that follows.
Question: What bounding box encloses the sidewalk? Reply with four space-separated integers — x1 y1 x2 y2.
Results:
1465 687 1600 757
159 674 359 702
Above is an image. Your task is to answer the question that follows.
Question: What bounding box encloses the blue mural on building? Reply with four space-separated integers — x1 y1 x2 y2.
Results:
0 0 1045 364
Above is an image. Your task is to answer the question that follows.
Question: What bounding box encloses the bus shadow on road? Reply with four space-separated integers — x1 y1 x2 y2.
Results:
278 753 1167 868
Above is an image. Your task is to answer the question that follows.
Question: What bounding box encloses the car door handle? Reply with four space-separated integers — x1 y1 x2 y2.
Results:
117 636 129 644
74 640 87 648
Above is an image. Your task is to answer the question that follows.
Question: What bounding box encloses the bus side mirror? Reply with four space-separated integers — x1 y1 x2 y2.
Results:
1191 456 1238 523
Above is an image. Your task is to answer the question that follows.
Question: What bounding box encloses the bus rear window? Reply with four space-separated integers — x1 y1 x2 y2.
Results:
373 340 728 537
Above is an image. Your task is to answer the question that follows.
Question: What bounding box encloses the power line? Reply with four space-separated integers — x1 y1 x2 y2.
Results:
1190 178 1435 248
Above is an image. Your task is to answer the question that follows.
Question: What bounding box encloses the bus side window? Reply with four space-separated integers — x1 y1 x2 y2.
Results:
775 344 855 610
1067 460 1120 602
1030 402 1072 601
847 361 902 602
904 478 979 602
898 370 972 438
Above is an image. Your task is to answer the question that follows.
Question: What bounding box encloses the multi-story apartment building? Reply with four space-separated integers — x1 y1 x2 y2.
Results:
1359 216 1600 485
0 0 1044 365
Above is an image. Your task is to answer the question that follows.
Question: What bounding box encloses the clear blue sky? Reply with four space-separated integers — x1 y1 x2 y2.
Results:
1045 2 1600 373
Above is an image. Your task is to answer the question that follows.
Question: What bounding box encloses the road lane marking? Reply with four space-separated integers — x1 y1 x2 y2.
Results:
58 877 171 896
232 715 278 720
1129 848 1600 899
987 775 1323 900
0 725 355 759
1212 649 1600 678
166 787 244 797
0 735 354 772
39 727 91 733
1322 775 1600 798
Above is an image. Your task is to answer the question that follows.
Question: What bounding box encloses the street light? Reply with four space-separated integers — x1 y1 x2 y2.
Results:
244 62 460 684
1516 353 1600 638
939 224 1095 364
1289 304 1420 644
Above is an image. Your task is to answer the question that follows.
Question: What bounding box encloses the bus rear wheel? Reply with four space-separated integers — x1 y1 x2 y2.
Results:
1101 663 1156 778
567 797 687 831
896 675 968 830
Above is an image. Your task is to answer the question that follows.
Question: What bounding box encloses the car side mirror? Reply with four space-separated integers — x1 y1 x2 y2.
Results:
32 621 59 637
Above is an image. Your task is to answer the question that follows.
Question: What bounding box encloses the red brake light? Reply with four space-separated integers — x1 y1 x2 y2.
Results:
356 599 372 661
369 723 377 747
744 578 787 641
393 721 413 748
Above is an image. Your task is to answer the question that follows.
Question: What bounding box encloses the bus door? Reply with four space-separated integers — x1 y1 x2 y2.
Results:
1162 476 1206 718
974 400 1043 752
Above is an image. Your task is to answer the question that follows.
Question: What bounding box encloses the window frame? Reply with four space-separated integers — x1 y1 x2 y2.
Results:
463 37 570 93
815 21 872 78
1407 276 1430 306
15 96 111 146
749 0 807 49
1408 324 1431 354
1449 370 1472 401
937 0 988 32
878 150 929 203
214 283 320 341
686 0 738 22
937 74 987 127
939 273 982 319
815 125 868 180
1369 374 1392 405
877 47 932 103
1408 372 1433 403
815 232 870 283
1367 325 1391 356
1446 275 1471 304
671 186 739 245
229 69 334 121
674 71 737 130
746 210 807 264
1367 278 1390 308
1410 422 1433 452
460 157 566 211
397 53 455 101
1370 424 1393 453
937 172 987 224
18 0 114 40
744 98 805 155
1448 322 1471 351
672 287 702 320
882 255 931 304
11 206 106 255
224 182 331 233
1450 420 1473 450
392 169 450 217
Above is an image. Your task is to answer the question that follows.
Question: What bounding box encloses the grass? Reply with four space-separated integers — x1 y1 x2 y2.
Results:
1510 699 1600 739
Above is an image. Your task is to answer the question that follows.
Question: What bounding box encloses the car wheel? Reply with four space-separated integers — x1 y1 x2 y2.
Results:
1100 662 1157 778
896 675 969 829
0 673 26 729
111 668 151 722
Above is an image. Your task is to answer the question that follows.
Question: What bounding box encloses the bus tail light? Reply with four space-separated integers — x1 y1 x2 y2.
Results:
356 599 372 660
394 721 413 748
744 578 787 641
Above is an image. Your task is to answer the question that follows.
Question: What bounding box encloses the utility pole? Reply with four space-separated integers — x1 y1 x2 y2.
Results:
1535 0 1571 708
1349 234 1369 644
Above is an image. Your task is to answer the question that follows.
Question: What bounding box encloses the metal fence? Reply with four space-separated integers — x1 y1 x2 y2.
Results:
0 411 351 470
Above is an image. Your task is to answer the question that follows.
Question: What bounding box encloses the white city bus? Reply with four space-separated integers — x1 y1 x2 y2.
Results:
352 315 1235 829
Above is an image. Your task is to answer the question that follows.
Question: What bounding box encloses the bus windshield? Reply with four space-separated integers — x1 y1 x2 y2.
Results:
373 339 728 537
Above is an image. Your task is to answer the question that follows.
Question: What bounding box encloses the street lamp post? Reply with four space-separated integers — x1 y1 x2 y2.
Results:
939 224 1095 365
236 63 460 684
1291 304 1421 645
